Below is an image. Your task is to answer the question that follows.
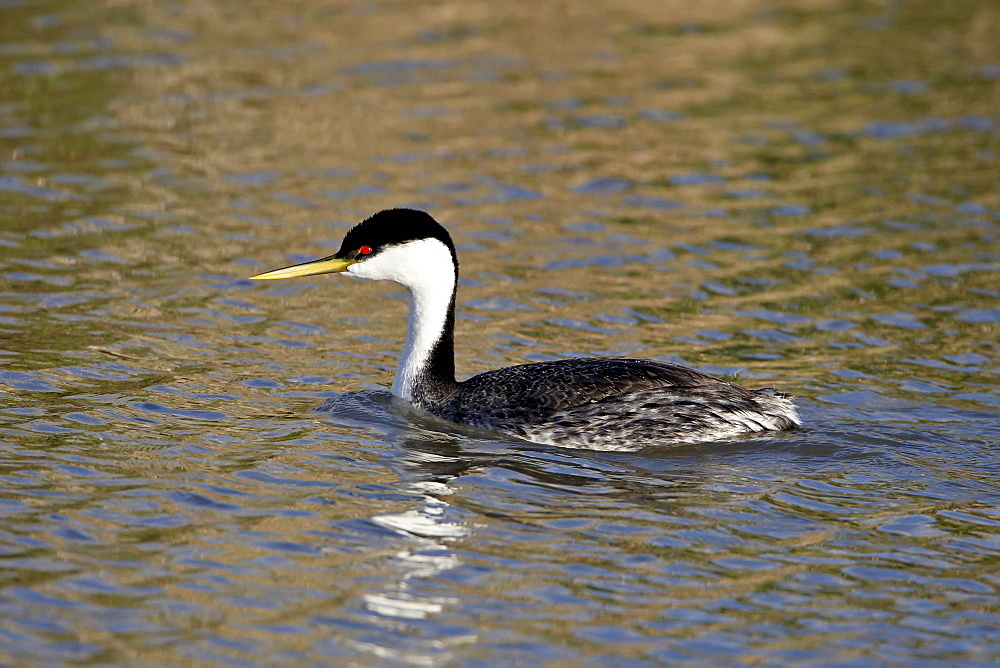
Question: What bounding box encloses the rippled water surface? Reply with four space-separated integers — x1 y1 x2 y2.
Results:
2 0 999 664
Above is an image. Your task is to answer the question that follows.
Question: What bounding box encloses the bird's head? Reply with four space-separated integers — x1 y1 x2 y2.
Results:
250 208 458 290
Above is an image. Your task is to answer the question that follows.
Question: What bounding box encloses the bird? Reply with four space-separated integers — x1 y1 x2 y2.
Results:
250 208 800 450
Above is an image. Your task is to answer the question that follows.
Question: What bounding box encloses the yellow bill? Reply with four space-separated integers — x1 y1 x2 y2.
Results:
249 257 356 280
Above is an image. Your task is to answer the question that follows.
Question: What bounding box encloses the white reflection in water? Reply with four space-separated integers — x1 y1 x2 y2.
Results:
341 407 474 647
360 475 475 663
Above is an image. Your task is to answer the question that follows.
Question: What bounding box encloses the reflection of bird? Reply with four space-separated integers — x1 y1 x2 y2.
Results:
252 208 800 449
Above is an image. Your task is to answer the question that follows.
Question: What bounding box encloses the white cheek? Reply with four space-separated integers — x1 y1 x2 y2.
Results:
343 265 365 280
345 239 454 291
347 258 388 281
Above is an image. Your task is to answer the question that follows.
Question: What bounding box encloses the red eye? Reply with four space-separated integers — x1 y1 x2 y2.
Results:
359 245 373 255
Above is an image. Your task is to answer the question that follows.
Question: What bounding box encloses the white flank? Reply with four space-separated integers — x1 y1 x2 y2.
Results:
346 238 456 401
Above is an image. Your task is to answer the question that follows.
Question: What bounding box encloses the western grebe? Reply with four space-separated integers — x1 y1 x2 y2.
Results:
251 208 800 449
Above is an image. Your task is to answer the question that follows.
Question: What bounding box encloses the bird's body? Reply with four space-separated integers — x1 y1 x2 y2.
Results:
252 209 800 450
412 356 797 449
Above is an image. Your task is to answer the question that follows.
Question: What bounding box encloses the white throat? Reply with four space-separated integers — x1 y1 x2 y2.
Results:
346 238 456 401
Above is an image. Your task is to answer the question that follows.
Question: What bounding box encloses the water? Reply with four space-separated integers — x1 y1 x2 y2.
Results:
2 0 999 664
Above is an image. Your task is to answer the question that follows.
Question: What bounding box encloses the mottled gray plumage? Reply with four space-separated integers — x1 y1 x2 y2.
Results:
416 357 799 450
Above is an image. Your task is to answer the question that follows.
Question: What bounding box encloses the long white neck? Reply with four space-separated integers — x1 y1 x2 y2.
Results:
392 274 454 400
345 238 457 402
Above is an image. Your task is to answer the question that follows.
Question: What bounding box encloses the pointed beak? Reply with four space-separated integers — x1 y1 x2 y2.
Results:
249 256 356 280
